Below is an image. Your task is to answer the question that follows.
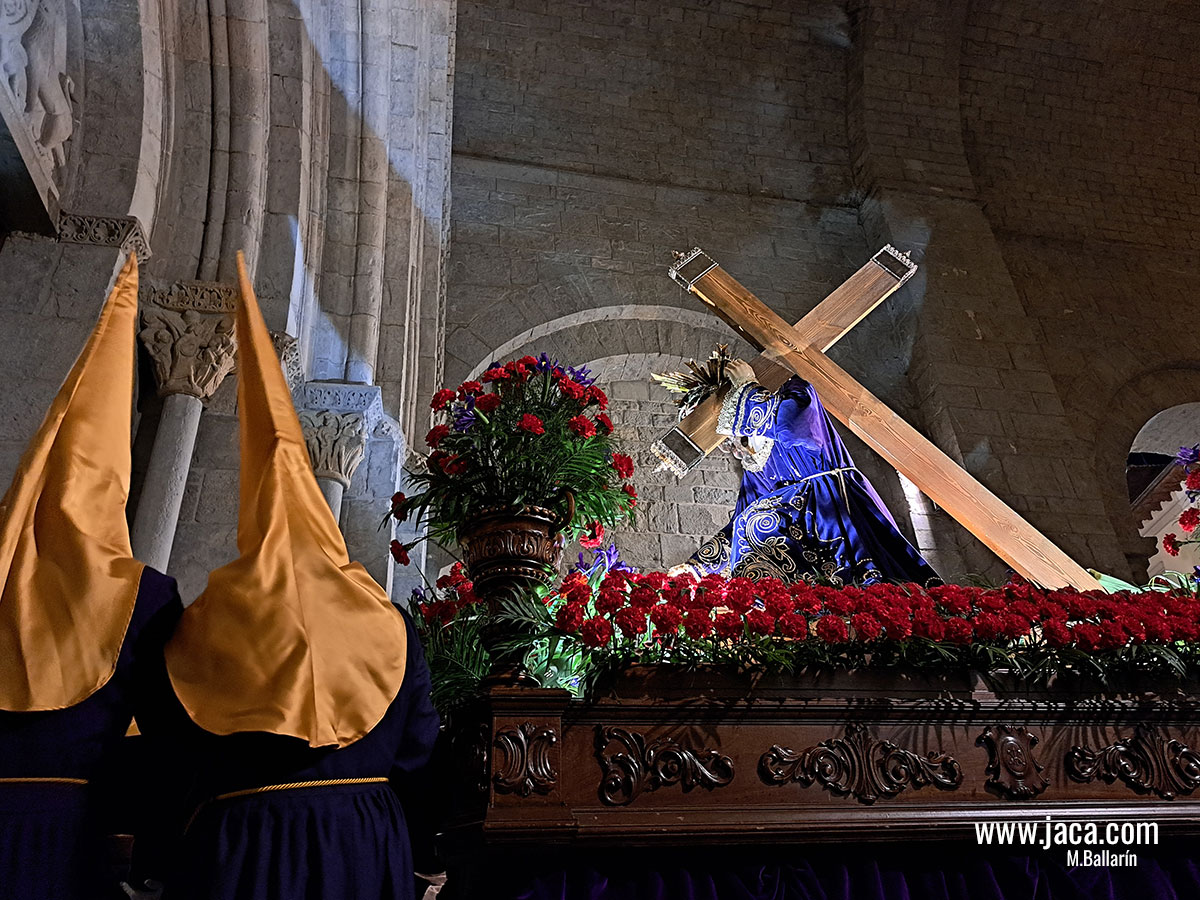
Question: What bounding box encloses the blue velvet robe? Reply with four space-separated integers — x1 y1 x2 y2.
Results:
137 607 440 900
686 377 939 587
0 567 181 899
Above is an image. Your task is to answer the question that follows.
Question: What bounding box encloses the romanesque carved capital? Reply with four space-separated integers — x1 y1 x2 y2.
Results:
138 281 237 401
270 331 305 400
299 410 367 488
57 212 150 259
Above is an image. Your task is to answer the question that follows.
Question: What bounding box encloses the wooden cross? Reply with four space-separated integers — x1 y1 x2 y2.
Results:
660 247 1095 591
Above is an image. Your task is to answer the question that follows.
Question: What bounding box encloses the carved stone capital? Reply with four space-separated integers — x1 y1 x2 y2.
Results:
139 283 236 401
270 331 305 401
57 212 150 258
299 410 367 488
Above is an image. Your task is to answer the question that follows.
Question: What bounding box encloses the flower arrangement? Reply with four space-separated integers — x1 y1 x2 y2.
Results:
535 570 1200 687
389 355 637 559
1160 443 1200 576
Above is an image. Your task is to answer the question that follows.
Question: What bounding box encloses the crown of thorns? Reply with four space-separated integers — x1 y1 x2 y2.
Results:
651 345 732 419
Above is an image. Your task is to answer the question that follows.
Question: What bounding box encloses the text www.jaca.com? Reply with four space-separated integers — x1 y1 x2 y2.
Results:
975 817 1157 867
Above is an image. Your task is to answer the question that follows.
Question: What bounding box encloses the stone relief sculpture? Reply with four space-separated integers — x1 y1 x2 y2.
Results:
1 0 75 169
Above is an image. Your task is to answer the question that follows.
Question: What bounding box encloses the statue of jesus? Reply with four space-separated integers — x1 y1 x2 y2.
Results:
668 359 940 587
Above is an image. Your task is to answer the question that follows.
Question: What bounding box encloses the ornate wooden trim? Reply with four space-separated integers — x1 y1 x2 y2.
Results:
493 723 558 797
1068 725 1200 800
758 723 962 804
596 726 734 806
978 725 1048 800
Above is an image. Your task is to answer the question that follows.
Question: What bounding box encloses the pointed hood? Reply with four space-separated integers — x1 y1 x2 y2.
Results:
0 255 145 711
164 253 406 748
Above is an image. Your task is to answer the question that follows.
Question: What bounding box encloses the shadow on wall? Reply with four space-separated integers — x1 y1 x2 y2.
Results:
139 0 450 602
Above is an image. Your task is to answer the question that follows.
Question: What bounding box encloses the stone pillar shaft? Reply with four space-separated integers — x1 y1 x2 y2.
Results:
130 393 203 571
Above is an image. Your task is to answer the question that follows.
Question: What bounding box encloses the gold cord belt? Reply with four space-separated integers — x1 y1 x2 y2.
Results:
213 777 389 803
0 777 88 786
187 777 390 833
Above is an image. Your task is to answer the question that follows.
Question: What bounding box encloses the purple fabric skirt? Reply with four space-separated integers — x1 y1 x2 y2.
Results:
470 844 1200 900
165 780 415 900
0 781 112 899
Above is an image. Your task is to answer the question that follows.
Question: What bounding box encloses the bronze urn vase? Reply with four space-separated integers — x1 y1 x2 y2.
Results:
456 493 574 682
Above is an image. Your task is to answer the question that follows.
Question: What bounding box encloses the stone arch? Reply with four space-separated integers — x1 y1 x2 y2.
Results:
463 304 754 384
1089 364 1200 580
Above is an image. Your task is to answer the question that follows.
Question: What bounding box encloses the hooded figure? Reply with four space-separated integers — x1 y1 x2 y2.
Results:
135 254 439 900
672 358 939 587
0 255 182 898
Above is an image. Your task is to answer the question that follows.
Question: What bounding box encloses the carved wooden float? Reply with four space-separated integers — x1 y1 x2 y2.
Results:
437 667 1200 850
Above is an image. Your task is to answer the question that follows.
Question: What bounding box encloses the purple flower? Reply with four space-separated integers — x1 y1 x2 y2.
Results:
565 363 596 387
1177 445 1200 466
1193 566 1200 584
411 586 427 605
452 396 477 432
573 544 636 579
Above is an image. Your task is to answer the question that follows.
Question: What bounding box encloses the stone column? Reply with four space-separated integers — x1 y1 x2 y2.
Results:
299 409 368 515
131 282 237 571
299 382 384 519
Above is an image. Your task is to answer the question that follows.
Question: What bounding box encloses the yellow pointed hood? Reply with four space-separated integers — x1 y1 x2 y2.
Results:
0 255 145 711
164 253 406 748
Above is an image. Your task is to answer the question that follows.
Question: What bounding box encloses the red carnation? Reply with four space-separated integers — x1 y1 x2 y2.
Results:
562 579 592 606
622 484 638 505
519 355 539 368
1187 470 1200 491
684 610 713 639
850 612 883 642
778 613 809 639
559 379 586 402
628 585 658 610
1163 533 1181 557
456 581 481 605
443 455 467 476
725 578 756 614
389 540 411 566
650 603 685 634
568 414 597 438
555 603 587 632
580 615 614 647
595 588 624 615
586 385 609 410
612 453 635 479
943 617 974 645
815 614 848 643
595 412 613 434
425 424 451 448
482 366 510 382
712 611 744 639
518 414 545 435
615 606 648 638
1042 618 1071 647
746 609 776 635
475 393 502 414
580 520 605 549
390 492 407 519
457 380 483 399
1180 508 1200 534
430 388 457 410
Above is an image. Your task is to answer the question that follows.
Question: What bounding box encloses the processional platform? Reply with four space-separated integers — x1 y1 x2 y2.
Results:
438 669 1200 850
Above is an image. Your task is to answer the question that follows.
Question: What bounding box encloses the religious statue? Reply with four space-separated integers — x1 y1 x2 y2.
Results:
659 350 940 587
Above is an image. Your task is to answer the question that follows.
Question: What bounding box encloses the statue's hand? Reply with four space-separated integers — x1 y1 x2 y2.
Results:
726 358 755 387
